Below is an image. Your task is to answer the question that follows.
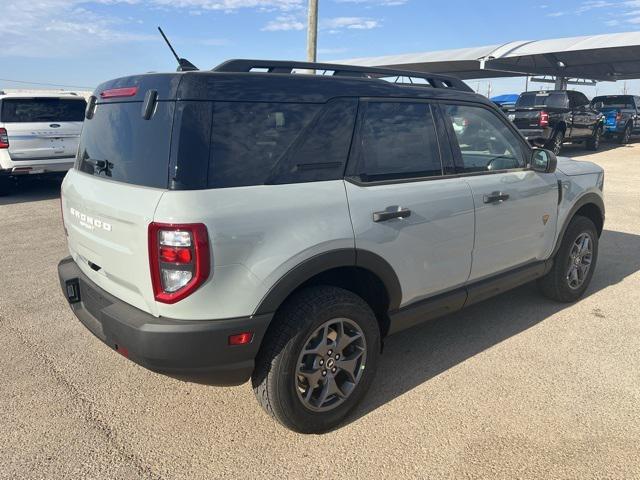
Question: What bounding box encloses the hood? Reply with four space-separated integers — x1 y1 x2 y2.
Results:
556 157 603 176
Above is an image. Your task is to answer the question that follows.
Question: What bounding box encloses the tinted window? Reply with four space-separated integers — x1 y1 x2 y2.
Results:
77 101 174 188
263 98 357 185
516 93 568 109
1 97 86 123
568 91 589 108
208 102 320 188
592 96 634 109
356 102 442 181
444 104 526 173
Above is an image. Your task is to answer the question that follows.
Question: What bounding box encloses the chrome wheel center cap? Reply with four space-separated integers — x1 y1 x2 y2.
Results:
326 358 336 369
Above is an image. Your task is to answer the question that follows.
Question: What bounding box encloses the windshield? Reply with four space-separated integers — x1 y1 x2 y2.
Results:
1 97 86 122
592 96 634 109
516 92 568 109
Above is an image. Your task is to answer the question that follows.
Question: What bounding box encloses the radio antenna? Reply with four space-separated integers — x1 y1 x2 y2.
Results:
157 26 198 72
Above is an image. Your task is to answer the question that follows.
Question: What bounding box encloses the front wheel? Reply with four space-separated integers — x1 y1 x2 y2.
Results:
252 286 380 433
538 215 599 302
586 126 602 151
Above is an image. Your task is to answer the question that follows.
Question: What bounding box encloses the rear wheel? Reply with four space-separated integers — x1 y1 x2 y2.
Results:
252 286 380 434
546 130 564 155
619 124 632 145
538 215 599 302
0 176 12 197
586 126 602 151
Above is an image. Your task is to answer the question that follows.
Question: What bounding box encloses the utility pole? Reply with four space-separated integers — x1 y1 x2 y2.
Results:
307 0 318 63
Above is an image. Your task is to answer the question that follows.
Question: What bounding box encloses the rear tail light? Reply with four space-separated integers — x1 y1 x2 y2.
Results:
539 111 549 128
0 128 9 149
148 223 210 304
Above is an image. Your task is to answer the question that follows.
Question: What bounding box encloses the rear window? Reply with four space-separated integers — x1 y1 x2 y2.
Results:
516 93 568 109
1 97 86 122
77 101 174 189
591 96 634 109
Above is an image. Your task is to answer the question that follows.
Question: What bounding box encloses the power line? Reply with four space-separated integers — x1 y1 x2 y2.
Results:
0 78 93 90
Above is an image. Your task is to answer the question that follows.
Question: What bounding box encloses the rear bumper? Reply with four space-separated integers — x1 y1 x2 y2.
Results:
0 152 74 175
57 256 272 385
519 127 553 143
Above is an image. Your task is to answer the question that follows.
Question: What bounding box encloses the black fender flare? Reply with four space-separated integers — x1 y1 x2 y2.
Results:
254 248 402 316
552 192 605 257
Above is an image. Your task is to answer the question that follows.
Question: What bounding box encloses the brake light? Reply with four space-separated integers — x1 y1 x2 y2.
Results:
100 87 138 99
539 111 549 128
0 128 8 149
148 222 210 304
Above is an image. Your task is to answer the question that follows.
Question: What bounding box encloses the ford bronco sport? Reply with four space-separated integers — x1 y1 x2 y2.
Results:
58 60 605 433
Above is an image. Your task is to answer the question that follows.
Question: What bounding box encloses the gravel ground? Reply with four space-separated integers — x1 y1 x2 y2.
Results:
1 141 639 479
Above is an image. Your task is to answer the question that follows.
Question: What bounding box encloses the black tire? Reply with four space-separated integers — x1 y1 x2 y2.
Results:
252 285 380 434
619 124 632 145
586 126 602 151
0 177 11 197
546 130 564 155
538 215 599 302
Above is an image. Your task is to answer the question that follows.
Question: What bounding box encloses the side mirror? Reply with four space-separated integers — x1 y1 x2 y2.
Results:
531 148 557 173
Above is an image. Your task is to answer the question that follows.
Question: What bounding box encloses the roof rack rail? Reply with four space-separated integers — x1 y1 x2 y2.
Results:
213 59 473 92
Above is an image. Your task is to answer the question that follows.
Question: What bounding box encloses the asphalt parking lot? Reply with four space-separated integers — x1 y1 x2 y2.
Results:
1 142 639 480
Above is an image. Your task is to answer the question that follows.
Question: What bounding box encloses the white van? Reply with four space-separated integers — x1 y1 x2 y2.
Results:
0 93 86 193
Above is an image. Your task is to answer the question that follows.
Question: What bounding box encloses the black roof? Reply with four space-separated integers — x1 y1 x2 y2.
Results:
95 59 490 106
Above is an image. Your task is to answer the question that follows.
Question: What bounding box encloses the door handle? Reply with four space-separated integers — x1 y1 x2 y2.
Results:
373 207 412 222
483 191 510 204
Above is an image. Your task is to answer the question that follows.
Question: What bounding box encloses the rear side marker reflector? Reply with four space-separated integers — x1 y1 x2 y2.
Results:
100 87 138 99
228 332 253 346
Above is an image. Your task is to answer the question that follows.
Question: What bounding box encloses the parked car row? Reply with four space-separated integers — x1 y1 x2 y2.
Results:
495 90 639 155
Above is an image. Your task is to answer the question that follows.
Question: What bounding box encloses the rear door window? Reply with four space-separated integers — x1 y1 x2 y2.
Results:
352 101 442 182
208 102 319 188
1 97 86 122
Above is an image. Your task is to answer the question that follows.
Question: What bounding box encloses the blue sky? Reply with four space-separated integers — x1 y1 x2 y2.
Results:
1 0 639 96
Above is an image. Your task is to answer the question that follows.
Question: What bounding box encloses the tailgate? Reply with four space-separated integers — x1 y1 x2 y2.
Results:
62 169 165 315
512 110 541 129
6 122 82 161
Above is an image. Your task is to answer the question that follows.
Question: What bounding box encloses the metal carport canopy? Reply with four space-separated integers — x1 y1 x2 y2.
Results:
334 31 640 81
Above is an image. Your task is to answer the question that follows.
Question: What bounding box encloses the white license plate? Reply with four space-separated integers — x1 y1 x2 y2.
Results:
29 168 45 174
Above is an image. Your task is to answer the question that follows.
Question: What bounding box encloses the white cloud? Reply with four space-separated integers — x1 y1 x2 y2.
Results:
547 0 640 24
322 17 380 30
262 15 305 31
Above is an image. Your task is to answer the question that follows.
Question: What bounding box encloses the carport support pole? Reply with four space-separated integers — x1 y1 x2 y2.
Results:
307 0 318 63
555 76 568 90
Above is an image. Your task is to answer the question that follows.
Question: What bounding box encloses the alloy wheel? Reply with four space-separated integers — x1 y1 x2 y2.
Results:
295 318 367 412
566 232 594 290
